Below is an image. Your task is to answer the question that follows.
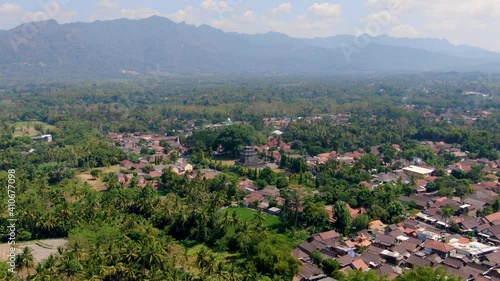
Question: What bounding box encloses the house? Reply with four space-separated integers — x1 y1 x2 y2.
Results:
456 216 481 233
373 234 396 249
267 207 281 215
148 171 163 178
297 263 326 281
442 257 464 269
311 230 340 242
422 240 455 259
351 259 369 271
120 159 134 169
376 264 401 280
480 224 500 244
405 255 432 268
360 251 384 268
414 179 428 193
299 241 326 256
398 195 429 209
242 193 264 207
484 212 500 225
347 204 366 219
402 165 434 178
448 239 498 259
369 220 386 231
337 254 356 268
178 162 193 174
291 248 309 260
257 186 280 198
238 179 258 193
379 249 404 265
484 251 500 266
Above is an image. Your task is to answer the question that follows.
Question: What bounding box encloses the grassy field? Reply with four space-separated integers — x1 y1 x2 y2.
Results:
76 165 121 191
220 160 238 166
13 121 56 137
223 207 282 229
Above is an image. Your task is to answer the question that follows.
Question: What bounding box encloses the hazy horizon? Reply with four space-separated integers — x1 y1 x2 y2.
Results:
1 0 499 52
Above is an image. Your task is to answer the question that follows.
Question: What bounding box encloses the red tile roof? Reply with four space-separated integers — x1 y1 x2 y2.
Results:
351 259 369 270
424 240 454 253
485 212 500 224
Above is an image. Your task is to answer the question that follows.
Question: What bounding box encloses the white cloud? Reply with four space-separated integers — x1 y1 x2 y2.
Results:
211 6 343 38
271 3 292 16
23 2 78 24
201 0 231 13
362 0 500 51
120 7 160 19
90 1 165 21
308 3 341 18
97 0 118 10
167 6 197 23
0 3 21 14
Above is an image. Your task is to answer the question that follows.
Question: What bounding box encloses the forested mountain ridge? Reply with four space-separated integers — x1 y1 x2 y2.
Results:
1 16 499 80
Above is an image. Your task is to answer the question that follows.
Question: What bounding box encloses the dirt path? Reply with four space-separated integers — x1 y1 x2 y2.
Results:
0 239 68 263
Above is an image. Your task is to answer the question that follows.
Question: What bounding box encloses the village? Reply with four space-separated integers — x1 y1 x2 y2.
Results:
102 113 500 281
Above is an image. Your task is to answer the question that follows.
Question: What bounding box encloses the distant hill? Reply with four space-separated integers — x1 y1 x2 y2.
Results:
0 16 499 79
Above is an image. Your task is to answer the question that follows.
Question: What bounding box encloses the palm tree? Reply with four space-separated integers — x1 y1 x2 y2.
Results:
204 254 217 276
226 264 242 281
441 205 454 229
196 246 209 272
42 254 59 277
138 239 168 271
252 209 266 230
211 192 227 210
215 262 227 281
231 211 239 228
16 247 35 279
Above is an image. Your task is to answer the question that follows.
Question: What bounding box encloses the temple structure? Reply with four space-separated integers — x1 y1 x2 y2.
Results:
237 146 263 167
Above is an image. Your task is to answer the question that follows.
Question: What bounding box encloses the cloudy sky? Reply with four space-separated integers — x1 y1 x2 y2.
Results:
1 0 499 52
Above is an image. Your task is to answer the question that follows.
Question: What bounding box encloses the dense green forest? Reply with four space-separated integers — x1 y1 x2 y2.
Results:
0 74 499 280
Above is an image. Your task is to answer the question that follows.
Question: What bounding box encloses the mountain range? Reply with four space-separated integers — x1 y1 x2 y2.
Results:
0 16 499 79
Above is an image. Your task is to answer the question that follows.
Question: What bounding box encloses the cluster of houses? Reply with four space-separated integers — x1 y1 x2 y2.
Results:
232 137 500 281
294 216 500 281
107 132 221 189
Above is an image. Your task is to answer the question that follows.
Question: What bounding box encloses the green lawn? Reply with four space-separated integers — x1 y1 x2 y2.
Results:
223 207 282 229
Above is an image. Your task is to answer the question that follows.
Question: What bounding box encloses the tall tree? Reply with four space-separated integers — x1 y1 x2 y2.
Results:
333 201 352 235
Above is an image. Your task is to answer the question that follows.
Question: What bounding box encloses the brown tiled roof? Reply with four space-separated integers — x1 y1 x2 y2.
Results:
299 263 324 279
442 257 463 269
337 254 355 267
317 230 340 241
344 240 355 248
291 248 309 259
370 220 385 229
376 264 400 279
423 240 454 253
485 211 500 224
351 259 369 270
485 251 500 265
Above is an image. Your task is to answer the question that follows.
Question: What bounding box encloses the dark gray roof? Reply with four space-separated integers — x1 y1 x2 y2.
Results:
442 257 463 269
406 255 431 267
360 251 383 267
337 254 355 267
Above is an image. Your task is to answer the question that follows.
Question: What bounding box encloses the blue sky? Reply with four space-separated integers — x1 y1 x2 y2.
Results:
1 0 499 51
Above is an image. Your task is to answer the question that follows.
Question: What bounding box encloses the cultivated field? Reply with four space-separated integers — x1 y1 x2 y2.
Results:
13 121 56 137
